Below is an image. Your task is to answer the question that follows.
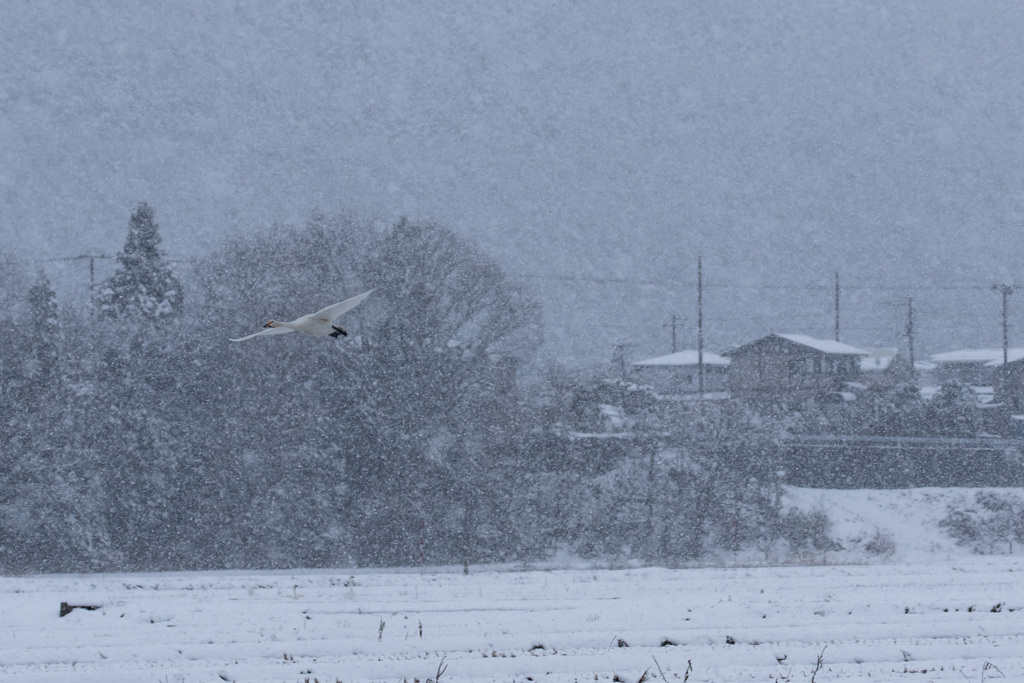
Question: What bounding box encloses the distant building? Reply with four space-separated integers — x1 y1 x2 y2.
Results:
722 333 867 399
632 349 730 394
928 348 1024 387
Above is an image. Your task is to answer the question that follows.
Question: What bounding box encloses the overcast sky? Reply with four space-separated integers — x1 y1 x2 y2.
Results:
4 1 1024 363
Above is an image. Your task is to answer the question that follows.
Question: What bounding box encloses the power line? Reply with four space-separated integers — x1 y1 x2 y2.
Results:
519 273 999 292
38 255 196 264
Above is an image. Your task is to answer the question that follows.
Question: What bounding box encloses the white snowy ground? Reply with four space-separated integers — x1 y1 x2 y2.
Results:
2 488 1023 683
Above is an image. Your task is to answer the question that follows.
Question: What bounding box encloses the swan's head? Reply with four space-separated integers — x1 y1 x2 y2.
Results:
263 320 277 328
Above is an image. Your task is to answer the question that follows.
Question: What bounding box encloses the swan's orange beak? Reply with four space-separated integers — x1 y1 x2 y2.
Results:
263 320 275 328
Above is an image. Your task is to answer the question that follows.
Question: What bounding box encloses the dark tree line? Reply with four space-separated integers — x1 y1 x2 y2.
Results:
0 205 817 574
774 378 1024 489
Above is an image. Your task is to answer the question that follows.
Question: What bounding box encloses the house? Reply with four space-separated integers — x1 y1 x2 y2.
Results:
928 348 1024 387
632 349 730 394
722 333 867 399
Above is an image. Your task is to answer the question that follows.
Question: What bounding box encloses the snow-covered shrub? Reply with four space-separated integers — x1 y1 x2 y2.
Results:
779 507 836 553
939 492 1024 553
863 529 896 557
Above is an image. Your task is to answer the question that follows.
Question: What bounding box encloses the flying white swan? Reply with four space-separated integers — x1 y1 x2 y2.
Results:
230 289 375 342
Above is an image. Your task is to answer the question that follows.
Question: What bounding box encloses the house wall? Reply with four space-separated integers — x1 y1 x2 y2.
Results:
932 361 999 387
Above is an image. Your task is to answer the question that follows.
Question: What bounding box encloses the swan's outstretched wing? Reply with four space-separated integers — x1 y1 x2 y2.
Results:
230 327 296 342
313 289 375 322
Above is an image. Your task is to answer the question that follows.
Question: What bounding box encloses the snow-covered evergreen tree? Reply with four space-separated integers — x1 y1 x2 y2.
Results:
96 203 184 320
27 270 59 380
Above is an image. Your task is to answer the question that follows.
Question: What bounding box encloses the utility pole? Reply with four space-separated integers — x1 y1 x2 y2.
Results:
47 254 111 316
697 256 704 397
834 272 840 342
48 253 109 293
905 297 916 373
993 284 1016 382
663 314 681 353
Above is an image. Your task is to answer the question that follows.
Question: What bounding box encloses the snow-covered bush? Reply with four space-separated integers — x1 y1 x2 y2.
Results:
779 507 836 553
863 528 897 557
939 492 1024 553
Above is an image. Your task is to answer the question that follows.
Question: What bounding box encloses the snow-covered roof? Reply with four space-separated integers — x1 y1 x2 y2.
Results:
930 348 1012 364
633 349 730 367
773 334 868 356
984 348 1024 366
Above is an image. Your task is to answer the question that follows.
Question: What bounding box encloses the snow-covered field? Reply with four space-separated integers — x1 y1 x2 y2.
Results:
2 489 1023 683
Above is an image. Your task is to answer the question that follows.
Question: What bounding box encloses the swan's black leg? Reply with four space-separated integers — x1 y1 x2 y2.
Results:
330 325 348 338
